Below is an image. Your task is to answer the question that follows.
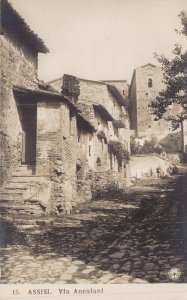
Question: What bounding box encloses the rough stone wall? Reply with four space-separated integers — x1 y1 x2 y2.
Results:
35 100 93 213
50 75 130 153
94 110 109 135
0 33 38 186
135 65 165 135
78 79 108 106
48 75 131 205
92 170 129 198
60 104 93 212
129 64 182 152
93 134 110 172
102 80 129 98
78 79 124 121
108 91 123 120
76 100 123 172
129 71 137 131
64 133 93 210
77 101 95 125
36 101 62 175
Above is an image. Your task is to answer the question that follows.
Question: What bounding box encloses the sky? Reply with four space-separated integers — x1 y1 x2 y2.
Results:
9 0 187 83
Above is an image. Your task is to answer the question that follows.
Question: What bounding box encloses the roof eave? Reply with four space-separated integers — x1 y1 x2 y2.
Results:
13 85 95 132
1 0 49 54
107 85 128 107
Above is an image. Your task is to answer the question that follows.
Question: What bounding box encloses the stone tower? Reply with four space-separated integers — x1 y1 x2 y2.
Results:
129 64 182 152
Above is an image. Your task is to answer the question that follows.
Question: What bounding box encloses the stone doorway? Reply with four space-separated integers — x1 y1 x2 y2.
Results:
19 105 37 164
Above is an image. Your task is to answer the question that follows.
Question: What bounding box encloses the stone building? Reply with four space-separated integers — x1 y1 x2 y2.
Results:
129 64 182 153
0 0 130 216
50 75 131 195
0 0 96 215
101 80 129 98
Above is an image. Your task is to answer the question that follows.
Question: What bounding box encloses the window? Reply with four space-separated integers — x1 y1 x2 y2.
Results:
96 157 101 167
70 111 74 135
148 78 153 88
89 145 91 156
76 162 83 180
77 128 81 143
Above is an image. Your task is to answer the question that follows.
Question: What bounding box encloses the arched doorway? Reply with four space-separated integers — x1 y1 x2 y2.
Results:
76 160 83 180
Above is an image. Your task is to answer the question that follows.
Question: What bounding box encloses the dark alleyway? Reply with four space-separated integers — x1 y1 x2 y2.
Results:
0 166 187 283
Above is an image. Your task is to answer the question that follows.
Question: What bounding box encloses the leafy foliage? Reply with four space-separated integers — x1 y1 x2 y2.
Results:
151 11 187 129
108 140 130 167
130 137 163 155
97 130 107 143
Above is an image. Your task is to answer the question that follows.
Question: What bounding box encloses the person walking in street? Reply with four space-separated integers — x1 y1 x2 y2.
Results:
156 167 161 178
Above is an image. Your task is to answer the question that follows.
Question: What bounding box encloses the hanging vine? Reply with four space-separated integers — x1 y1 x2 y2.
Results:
97 130 107 144
108 140 130 167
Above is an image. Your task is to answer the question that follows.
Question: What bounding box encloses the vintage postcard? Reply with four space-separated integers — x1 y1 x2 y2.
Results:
0 0 187 299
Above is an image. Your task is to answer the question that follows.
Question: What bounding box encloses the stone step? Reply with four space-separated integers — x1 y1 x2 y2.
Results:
0 203 32 209
0 199 24 206
14 217 52 226
5 182 33 189
0 194 23 201
0 205 45 218
13 170 34 176
0 189 23 195
12 166 35 177
10 176 48 182
25 198 40 203
2 187 28 192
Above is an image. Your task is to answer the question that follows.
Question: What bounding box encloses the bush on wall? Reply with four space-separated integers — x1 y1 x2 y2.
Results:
108 140 130 167
97 130 107 144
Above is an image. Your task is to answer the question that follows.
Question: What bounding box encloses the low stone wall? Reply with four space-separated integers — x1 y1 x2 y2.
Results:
24 179 52 213
129 154 171 179
166 153 183 164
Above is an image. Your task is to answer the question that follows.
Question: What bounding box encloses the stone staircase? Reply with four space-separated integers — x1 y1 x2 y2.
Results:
0 164 51 221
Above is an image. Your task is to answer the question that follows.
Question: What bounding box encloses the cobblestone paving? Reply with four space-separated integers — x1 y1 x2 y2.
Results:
0 167 187 284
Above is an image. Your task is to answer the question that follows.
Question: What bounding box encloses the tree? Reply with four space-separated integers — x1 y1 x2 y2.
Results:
151 11 187 130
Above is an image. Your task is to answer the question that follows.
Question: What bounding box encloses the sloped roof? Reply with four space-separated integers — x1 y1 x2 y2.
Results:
93 104 113 121
13 85 95 132
93 103 126 128
141 63 157 68
1 0 49 53
107 85 128 108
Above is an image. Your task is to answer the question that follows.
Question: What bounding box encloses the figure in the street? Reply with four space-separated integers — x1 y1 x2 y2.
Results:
156 167 161 178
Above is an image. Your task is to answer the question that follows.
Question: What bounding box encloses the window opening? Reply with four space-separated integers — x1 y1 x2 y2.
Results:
148 78 153 88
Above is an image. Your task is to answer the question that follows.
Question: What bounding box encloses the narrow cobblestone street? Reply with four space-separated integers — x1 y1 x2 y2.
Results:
0 166 187 284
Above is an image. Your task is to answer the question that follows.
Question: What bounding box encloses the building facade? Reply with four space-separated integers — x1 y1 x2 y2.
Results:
0 0 130 216
129 64 182 153
50 75 131 196
0 0 95 215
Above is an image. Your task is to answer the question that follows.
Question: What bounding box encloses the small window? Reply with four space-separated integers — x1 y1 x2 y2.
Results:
76 162 83 180
89 145 91 156
96 157 101 166
77 128 81 143
148 78 153 88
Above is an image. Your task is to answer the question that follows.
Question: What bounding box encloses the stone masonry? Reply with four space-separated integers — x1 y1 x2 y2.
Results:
129 64 182 153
